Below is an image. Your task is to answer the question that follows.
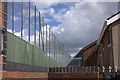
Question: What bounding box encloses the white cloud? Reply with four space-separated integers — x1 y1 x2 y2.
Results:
32 1 58 9
40 9 49 15
51 26 58 33
50 8 55 14
51 2 118 56
7 29 12 33
8 29 29 42
11 16 20 21
23 9 39 18
8 1 118 59
44 18 52 22
7 0 80 2
83 0 119 2
61 28 64 32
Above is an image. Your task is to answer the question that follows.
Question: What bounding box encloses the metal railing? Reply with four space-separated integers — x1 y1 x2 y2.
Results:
49 66 99 73
49 66 119 73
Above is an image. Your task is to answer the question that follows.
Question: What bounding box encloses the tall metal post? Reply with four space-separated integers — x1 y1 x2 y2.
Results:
12 0 14 34
54 34 55 60
57 39 59 62
40 17 44 50
34 6 36 45
58 40 60 62
62 44 64 64
21 0 23 38
56 38 59 67
46 24 47 54
42 17 44 51
51 32 54 59
49 28 50 57
56 38 58 62
28 1 30 42
48 29 51 68
45 24 48 69
51 32 53 59
39 12 41 47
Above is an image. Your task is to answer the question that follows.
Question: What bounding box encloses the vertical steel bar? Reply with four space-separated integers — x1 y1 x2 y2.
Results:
57 38 58 62
57 39 60 61
54 34 55 60
63 44 64 64
28 1 30 42
21 0 23 38
49 28 50 57
52 32 54 59
51 32 53 59
42 17 44 51
39 15 43 49
55 36 57 61
57 39 59 67
56 38 58 62
58 40 60 63
45 24 48 69
12 0 14 34
55 35 57 61
58 39 60 61
34 6 36 45
39 12 41 47
41 17 44 50
59 41 61 62
49 28 50 68
46 24 47 53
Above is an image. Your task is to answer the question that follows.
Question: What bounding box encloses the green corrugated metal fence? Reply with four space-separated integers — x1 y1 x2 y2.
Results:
7 31 63 67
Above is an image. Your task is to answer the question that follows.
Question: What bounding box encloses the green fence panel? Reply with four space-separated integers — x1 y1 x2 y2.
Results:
7 32 14 61
7 32 63 67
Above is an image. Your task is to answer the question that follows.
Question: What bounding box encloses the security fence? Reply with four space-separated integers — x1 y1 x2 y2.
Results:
6 1 71 68
0 1 72 72
7 31 63 69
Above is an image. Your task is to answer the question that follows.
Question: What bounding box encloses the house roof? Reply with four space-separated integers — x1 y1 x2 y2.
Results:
73 40 97 59
83 40 97 51
95 11 120 52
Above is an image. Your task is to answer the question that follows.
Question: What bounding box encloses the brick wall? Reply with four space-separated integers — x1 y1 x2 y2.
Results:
0 1 7 28
0 1 7 73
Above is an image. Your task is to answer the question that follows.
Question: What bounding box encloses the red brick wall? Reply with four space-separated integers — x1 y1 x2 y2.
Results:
0 1 7 72
48 72 99 80
0 2 7 28
0 2 4 27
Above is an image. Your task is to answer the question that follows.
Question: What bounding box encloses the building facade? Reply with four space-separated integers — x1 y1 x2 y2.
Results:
69 12 120 72
95 12 120 70
82 12 120 71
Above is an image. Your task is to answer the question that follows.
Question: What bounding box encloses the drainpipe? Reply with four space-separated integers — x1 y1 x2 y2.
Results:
100 44 104 72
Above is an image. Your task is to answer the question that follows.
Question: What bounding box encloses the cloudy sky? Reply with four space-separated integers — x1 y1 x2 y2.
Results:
7 0 119 58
